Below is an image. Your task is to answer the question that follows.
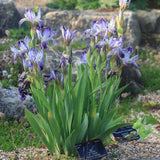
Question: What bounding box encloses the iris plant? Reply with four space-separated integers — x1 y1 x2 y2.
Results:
8 0 142 156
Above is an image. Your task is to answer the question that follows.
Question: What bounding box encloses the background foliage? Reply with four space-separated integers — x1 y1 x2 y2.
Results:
46 0 160 10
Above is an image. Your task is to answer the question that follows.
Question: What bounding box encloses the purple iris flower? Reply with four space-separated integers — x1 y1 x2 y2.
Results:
10 36 30 62
85 18 108 39
38 20 44 29
108 16 117 35
35 49 45 71
119 0 131 11
36 27 56 49
80 50 88 64
22 48 35 70
23 57 33 70
44 68 58 83
118 47 139 68
80 50 96 70
19 8 41 27
59 54 72 68
95 36 123 50
59 56 66 68
23 48 44 71
60 26 77 46
18 81 31 101
85 17 118 40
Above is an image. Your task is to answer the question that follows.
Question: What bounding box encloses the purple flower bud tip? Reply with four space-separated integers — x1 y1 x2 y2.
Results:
80 50 87 64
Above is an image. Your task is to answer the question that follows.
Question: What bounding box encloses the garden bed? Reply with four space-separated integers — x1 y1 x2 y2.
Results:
0 35 160 159
1 1 160 158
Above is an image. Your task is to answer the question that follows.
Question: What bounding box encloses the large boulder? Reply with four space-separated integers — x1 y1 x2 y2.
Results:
123 11 141 51
44 10 141 50
0 84 36 119
136 10 160 33
0 0 21 37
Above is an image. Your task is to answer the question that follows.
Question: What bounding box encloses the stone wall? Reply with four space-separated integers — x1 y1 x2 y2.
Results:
44 10 141 50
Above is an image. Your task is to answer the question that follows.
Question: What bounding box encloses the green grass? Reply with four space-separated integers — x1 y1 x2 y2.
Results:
117 97 159 124
70 41 87 50
9 22 31 40
137 48 160 92
0 117 42 151
54 42 87 52
0 42 13 53
141 64 160 92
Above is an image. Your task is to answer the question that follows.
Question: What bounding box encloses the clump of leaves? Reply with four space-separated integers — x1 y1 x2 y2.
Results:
129 0 149 10
133 119 152 141
99 0 118 8
76 0 100 10
46 0 77 10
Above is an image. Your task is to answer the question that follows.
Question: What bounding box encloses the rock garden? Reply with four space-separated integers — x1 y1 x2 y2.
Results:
0 0 160 159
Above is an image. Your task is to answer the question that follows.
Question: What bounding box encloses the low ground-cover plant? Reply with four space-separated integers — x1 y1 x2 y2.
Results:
9 0 142 156
9 22 31 40
0 51 23 88
47 0 118 10
137 48 160 92
0 117 42 151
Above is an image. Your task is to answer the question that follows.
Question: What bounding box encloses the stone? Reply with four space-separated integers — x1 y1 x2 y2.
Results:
120 64 144 95
0 0 22 37
136 10 160 33
123 11 141 50
44 10 141 50
0 85 36 119
17 7 54 18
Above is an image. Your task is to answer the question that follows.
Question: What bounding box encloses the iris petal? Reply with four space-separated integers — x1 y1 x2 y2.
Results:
19 18 27 28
